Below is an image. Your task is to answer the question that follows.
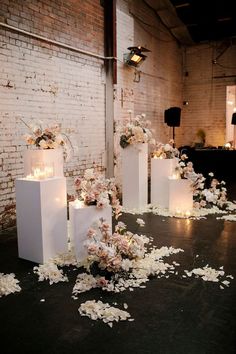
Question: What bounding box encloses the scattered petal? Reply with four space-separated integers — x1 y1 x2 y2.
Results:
0 273 21 298
33 262 68 285
136 218 145 227
78 300 131 326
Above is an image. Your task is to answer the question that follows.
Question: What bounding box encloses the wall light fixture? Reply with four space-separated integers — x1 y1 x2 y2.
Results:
123 46 150 67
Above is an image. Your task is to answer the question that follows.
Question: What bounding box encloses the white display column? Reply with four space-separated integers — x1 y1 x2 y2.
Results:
168 178 193 214
23 149 64 177
69 202 112 262
151 158 178 208
122 143 148 210
16 177 68 264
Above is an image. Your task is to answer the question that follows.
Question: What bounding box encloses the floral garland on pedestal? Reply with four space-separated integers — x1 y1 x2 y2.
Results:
74 168 122 219
83 219 149 278
152 139 179 159
175 154 228 209
21 118 73 161
117 111 155 149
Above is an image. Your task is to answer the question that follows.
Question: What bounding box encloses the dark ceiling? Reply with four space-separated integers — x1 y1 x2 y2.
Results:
168 0 236 43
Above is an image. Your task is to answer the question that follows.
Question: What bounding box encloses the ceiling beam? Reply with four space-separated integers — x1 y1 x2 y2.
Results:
144 0 194 46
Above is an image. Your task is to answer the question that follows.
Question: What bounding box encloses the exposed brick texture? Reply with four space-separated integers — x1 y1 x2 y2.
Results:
114 0 183 181
1 0 235 230
0 0 105 229
181 43 236 147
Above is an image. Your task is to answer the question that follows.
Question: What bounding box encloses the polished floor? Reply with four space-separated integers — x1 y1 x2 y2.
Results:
1 199 236 353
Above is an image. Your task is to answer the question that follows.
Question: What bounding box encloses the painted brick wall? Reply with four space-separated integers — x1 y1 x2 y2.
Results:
0 0 105 229
114 0 183 180
181 42 236 147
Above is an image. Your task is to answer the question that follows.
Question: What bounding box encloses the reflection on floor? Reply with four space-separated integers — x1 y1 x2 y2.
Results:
0 202 236 354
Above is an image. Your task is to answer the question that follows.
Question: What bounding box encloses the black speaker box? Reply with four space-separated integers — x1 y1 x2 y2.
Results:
164 107 181 127
232 112 236 125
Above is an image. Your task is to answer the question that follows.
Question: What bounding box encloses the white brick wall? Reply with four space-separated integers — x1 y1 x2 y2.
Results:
181 42 236 147
0 0 105 229
0 31 106 186
114 0 183 182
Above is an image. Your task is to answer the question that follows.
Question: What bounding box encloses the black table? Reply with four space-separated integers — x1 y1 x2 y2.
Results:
179 148 236 183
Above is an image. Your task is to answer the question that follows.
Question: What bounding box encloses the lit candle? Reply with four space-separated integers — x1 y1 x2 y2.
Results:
31 165 54 179
44 166 54 178
170 173 180 180
26 174 34 180
74 199 84 209
33 167 41 179
175 209 181 216
185 210 191 217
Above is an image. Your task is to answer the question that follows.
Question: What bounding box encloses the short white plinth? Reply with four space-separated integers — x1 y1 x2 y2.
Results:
122 143 148 210
168 178 193 213
16 177 68 264
69 202 112 262
151 158 178 208
23 149 64 177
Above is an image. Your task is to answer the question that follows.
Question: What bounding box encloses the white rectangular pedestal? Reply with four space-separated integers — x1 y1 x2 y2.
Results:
69 202 112 262
168 178 193 213
122 143 148 210
16 177 68 264
151 158 178 208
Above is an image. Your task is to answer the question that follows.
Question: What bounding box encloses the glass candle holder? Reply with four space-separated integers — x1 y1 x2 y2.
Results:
31 161 54 180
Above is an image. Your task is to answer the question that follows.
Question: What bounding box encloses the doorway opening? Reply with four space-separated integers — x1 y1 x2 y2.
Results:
226 85 236 148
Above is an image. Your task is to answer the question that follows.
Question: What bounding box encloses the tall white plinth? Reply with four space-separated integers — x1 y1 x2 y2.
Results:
23 149 64 177
69 202 112 262
16 177 68 264
168 178 193 213
122 143 148 210
151 158 178 208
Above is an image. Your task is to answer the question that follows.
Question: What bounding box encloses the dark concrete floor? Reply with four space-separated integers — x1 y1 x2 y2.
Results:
1 188 236 354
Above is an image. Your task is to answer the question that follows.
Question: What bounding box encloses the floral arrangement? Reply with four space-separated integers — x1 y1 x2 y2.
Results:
21 118 67 149
74 168 122 219
174 154 202 180
193 172 227 209
175 155 228 209
84 219 149 274
20 118 73 160
152 139 179 159
117 111 155 149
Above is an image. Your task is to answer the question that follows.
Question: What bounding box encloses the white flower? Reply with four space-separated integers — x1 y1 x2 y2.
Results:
55 134 64 145
116 221 126 229
202 189 217 203
84 168 95 180
136 218 145 227
97 196 109 209
179 161 185 167
208 172 214 177
39 139 48 149
121 259 133 271
163 144 171 152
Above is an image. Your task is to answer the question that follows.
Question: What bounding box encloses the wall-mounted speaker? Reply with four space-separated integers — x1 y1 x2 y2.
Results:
231 112 236 125
164 107 181 127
